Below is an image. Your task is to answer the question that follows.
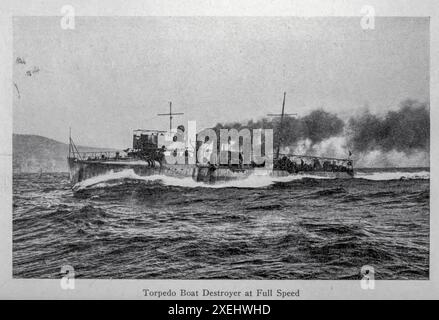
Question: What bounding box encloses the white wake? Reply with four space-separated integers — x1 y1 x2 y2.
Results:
72 168 429 191
72 169 334 190
354 170 430 181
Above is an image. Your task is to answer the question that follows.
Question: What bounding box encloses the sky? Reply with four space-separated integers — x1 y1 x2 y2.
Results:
13 16 429 149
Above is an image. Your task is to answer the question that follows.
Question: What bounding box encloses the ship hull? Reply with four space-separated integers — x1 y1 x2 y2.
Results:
68 158 354 187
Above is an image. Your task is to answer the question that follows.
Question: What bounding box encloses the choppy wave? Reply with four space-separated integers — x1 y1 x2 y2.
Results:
13 171 429 279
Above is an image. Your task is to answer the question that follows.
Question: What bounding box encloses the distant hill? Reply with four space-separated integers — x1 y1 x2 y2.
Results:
13 134 114 173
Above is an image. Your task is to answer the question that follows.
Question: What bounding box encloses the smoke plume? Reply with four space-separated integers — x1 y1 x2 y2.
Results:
213 99 430 168
348 100 429 152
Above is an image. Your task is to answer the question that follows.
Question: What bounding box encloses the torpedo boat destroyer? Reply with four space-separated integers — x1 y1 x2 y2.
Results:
68 93 354 186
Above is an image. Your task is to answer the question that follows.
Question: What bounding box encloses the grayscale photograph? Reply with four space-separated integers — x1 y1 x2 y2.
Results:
12 16 429 281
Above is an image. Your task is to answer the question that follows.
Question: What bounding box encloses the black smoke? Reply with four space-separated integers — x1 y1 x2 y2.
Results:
347 100 430 154
301 110 345 143
212 99 429 158
213 109 345 146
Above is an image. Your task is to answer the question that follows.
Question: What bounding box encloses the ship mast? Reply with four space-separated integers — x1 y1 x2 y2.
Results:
157 101 184 131
68 127 82 160
68 127 71 158
267 92 297 159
